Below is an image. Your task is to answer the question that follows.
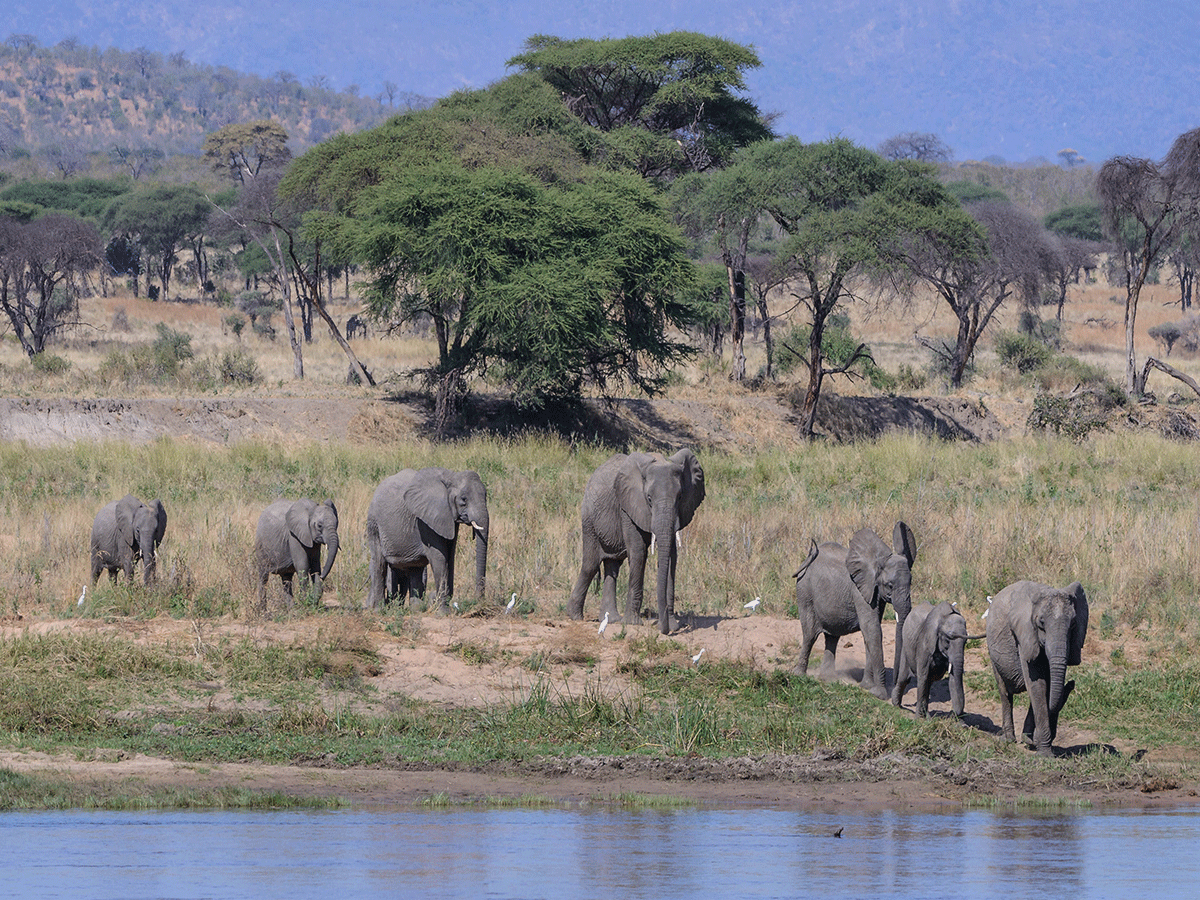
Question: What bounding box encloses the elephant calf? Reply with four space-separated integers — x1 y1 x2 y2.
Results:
90 494 168 586
255 498 339 605
986 580 1088 756
892 600 977 718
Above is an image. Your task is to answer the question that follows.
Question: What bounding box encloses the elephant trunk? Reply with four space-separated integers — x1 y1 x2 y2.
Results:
473 515 488 600
139 527 158 585
891 591 911 688
1047 637 1069 714
949 641 966 717
320 532 339 581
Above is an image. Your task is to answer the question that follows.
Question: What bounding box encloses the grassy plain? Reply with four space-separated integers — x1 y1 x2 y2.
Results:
1 278 1200 807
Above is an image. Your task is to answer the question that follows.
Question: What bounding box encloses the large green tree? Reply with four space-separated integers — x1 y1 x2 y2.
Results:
283 72 704 431
509 32 772 178
104 183 210 300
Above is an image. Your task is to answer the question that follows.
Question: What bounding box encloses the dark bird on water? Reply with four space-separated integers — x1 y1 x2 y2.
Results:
832 827 843 838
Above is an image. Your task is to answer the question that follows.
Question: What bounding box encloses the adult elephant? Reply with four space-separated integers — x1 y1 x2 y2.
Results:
987 580 1088 756
90 494 168 586
792 521 916 699
892 600 978 718
366 468 488 610
567 449 705 635
254 499 339 604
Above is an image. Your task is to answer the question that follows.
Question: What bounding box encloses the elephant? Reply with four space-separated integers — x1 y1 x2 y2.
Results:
366 468 489 610
792 521 917 700
986 580 1088 756
345 314 367 340
892 600 980 718
90 494 168 586
254 499 339 604
567 449 705 635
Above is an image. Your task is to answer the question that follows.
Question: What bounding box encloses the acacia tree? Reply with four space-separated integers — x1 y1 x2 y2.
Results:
104 183 210 300
889 200 1056 388
877 132 953 163
1096 128 1200 394
319 163 695 431
0 212 101 356
509 32 772 178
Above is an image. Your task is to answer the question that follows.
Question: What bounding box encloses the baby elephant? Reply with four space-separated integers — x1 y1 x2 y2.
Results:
892 600 978 718
90 494 168 586
255 499 339 604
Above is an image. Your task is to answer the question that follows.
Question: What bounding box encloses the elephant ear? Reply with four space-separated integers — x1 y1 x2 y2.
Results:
405 469 456 541
286 500 316 548
150 499 167 546
322 499 338 522
846 528 888 607
670 449 705 528
1066 581 1089 666
1014 586 1045 665
893 521 917 567
614 454 654 533
115 494 139 545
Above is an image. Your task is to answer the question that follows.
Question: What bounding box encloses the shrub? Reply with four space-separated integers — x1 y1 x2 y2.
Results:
31 353 70 375
996 330 1053 373
219 348 260 385
223 313 247 340
147 323 194 378
777 314 894 391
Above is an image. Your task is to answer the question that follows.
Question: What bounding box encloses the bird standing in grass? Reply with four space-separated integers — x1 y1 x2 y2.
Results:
744 597 761 612
598 612 609 634
506 593 516 614
692 648 705 664
76 585 86 606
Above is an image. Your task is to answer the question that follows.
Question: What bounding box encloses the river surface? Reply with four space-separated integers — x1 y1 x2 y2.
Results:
1 804 1194 899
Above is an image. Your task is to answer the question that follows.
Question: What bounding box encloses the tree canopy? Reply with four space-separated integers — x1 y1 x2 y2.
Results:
104 183 211 300
508 32 772 177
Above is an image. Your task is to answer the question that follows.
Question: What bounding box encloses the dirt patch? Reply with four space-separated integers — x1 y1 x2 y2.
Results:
1 613 1194 810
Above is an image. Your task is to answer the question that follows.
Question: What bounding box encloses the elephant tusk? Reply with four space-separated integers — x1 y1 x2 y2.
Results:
649 533 656 555
470 521 485 536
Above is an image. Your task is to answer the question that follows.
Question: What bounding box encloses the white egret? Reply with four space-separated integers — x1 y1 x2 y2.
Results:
76 585 86 606
744 597 761 611
598 612 609 635
506 593 517 614
692 648 705 664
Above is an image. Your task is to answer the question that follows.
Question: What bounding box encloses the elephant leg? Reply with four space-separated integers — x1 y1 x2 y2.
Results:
795 621 819 676
600 559 621 621
368 546 386 609
1026 674 1053 755
857 603 888 699
568 564 598 620
623 534 648 626
891 660 911 707
427 546 452 613
914 668 930 718
992 661 1016 743
280 573 294 599
818 632 839 681
1047 679 1075 743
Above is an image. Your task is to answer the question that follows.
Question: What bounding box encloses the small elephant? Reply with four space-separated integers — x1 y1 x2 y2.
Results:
366 468 489 610
892 600 979 718
254 499 339 604
346 314 367 340
567 449 705 634
986 580 1088 756
90 494 168 586
792 521 916 700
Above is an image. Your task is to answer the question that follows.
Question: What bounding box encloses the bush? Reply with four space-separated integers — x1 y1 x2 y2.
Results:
31 353 70 375
145 324 194 379
777 314 894 391
219 348 260 385
996 330 1053 373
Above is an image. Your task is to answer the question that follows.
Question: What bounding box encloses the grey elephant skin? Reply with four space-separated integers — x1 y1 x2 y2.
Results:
986 580 1088 756
255 498 339 604
792 521 916 700
90 493 168 586
892 600 976 718
366 468 488 610
567 449 705 635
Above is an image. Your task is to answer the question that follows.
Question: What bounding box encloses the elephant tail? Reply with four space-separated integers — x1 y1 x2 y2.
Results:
792 539 819 581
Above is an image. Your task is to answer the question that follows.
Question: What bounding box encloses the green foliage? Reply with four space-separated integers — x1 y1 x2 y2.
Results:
30 353 70 375
1027 388 1123 440
944 180 1009 205
776 314 893 390
217 348 260 385
995 330 1053 373
0 177 131 221
1044 203 1104 241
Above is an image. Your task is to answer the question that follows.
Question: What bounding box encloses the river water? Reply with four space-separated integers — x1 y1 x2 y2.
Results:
1 804 1195 899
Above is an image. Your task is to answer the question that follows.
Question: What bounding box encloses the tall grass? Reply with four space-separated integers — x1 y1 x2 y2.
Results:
2 430 1200 652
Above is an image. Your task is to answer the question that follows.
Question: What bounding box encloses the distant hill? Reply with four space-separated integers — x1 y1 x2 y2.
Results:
0 38 433 178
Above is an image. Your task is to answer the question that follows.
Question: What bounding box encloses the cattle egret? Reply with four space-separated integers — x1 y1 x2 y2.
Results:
76 585 86 606
452 601 460 611
506 593 517 614
692 648 705 664
744 597 761 611
598 612 609 634
982 594 992 620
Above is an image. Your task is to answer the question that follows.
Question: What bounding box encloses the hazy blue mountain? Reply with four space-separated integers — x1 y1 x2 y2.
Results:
8 0 1197 163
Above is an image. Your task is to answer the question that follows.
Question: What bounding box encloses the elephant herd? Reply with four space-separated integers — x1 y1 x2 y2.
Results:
794 520 1090 756
88 447 1087 756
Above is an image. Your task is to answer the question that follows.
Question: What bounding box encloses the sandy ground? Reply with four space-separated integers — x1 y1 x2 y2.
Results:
2 611 1196 810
